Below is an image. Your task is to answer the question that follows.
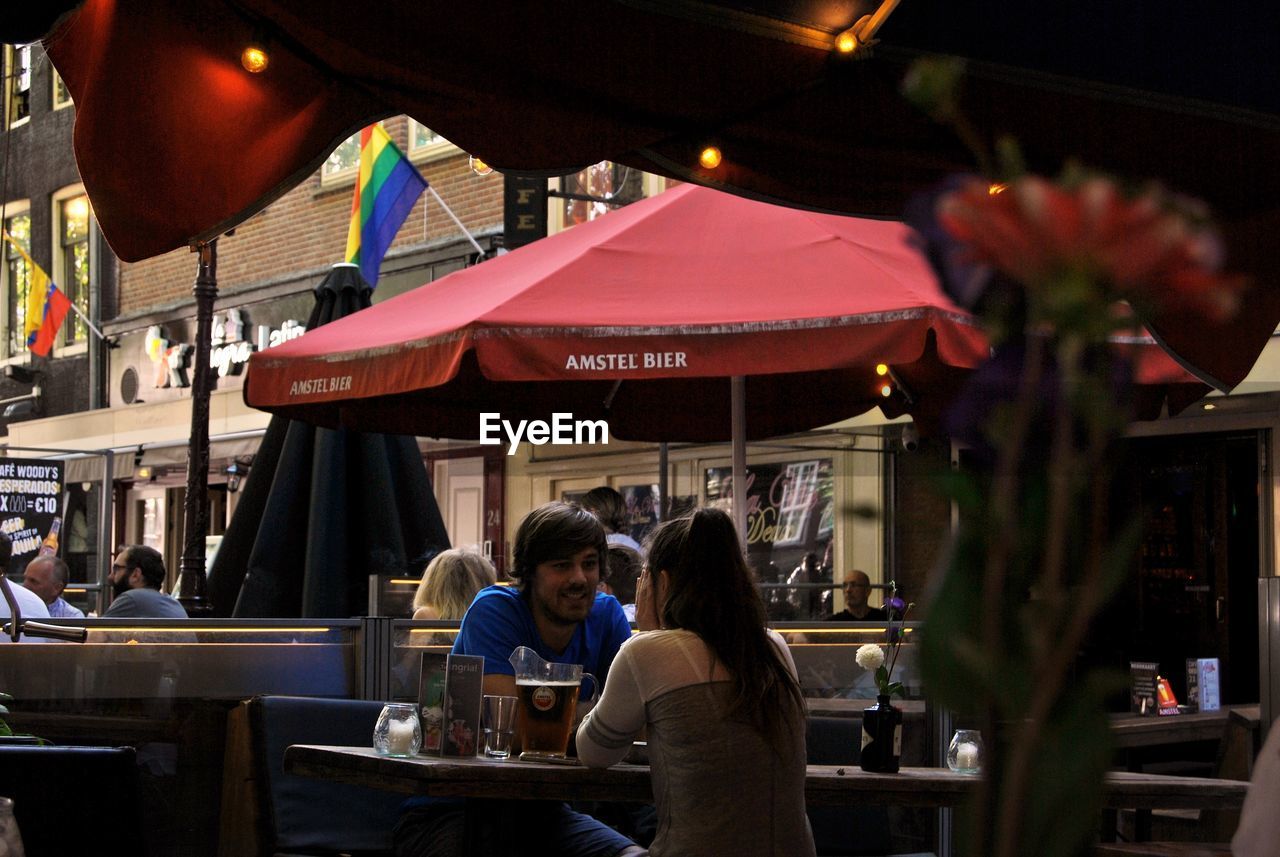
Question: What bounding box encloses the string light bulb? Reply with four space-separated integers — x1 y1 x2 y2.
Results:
880 383 893 398
698 146 723 170
988 182 1008 195
240 43 269 73
469 155 494 176
835 30 859 53
875 363 889 376
64 196 90 223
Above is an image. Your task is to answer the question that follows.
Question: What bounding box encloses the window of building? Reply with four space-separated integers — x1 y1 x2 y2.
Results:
559 162 646 227
52 71 72 110
407 121 458 162
4 44 33 127
56 192 91 345
321 133 361 186
3 208 33 357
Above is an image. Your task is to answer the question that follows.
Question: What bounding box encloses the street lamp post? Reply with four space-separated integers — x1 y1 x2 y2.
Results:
174 238 217 615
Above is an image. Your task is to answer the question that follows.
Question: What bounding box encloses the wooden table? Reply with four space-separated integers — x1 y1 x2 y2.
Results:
1109 706 1259 750
284 745 1249 812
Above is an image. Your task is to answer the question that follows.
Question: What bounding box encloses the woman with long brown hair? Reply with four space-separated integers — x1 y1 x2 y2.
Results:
576 507 814 857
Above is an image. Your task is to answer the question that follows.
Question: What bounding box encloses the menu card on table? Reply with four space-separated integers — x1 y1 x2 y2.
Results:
443 654 484 757
1130 661 1160 716
1185 658 1221 713
418 653 449 754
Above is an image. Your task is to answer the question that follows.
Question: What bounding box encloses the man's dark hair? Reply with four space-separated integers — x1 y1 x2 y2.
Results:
0 531 11 567
511 502 606 591
580 486 628 534
123 545 167 590
605 544 641 605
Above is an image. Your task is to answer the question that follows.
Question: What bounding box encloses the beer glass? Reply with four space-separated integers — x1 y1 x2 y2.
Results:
509 646 599 757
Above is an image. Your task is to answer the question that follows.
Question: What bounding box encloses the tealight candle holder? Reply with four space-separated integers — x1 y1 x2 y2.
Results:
373 702 422 757
946 729 984 775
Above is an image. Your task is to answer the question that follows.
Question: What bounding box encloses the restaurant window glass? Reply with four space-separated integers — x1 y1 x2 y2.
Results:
4 44 32 127
3 209 32 357
559 162 645 228
57 192 91 345
705 458 836 620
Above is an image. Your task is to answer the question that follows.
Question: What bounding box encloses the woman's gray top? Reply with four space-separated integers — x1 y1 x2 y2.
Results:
577 629 815 857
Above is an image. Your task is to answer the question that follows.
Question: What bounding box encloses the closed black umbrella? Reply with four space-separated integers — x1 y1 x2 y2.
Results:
207 264 449 618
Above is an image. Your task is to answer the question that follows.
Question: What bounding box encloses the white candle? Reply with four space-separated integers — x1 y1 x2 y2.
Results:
956 741 979 770
386 719 416 755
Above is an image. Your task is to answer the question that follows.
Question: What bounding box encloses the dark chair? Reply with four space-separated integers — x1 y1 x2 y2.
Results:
249 695 404 857
806 716 894 856
0 745 145 857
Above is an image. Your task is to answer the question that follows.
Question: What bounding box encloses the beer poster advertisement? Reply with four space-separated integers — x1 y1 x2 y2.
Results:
0 457 65 572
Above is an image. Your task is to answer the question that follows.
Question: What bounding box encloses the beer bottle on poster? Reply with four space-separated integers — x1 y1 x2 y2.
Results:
37 517 62 556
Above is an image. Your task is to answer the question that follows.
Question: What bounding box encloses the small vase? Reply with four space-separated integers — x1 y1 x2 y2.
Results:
859 694 902 773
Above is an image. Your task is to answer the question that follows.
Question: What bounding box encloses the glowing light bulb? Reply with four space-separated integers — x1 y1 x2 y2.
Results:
698 146 723 170
1202 402 1217 411
880 383 893 398
241 44 269 74
835 30 859 53
987 182 1008 195
875 363 889 376
65 197 89 223
469 155 494 176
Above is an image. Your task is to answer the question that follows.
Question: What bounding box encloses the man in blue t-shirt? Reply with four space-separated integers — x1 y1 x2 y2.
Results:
394 502 642 857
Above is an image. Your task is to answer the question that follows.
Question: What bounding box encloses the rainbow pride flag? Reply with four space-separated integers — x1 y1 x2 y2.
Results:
345 124 428 287
3 233 72 356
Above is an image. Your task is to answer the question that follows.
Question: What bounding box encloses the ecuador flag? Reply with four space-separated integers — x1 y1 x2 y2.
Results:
345 124 428 287
3 233 72 357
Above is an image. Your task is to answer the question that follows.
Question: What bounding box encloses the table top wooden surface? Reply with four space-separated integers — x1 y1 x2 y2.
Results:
285 744 1249 810
1109 705 1260 749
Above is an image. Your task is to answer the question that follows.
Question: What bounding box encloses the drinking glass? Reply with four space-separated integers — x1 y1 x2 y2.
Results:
946 729 984 774
482 694 519 759
373 703 422 757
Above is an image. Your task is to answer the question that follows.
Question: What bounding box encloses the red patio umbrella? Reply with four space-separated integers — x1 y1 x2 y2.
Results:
244 185 989 443
243 186 1204 537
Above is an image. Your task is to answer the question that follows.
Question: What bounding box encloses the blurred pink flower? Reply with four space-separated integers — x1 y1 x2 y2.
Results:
937 176 1245 322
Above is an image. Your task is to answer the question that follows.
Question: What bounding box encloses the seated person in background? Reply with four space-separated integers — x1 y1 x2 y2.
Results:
22 555 84 618
600 543 642 622
577 507 816 857
827 570 887 621
394 502 642 857
580 486 643 553
411 549 496 621
0 533 51 642
104 545 188 618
